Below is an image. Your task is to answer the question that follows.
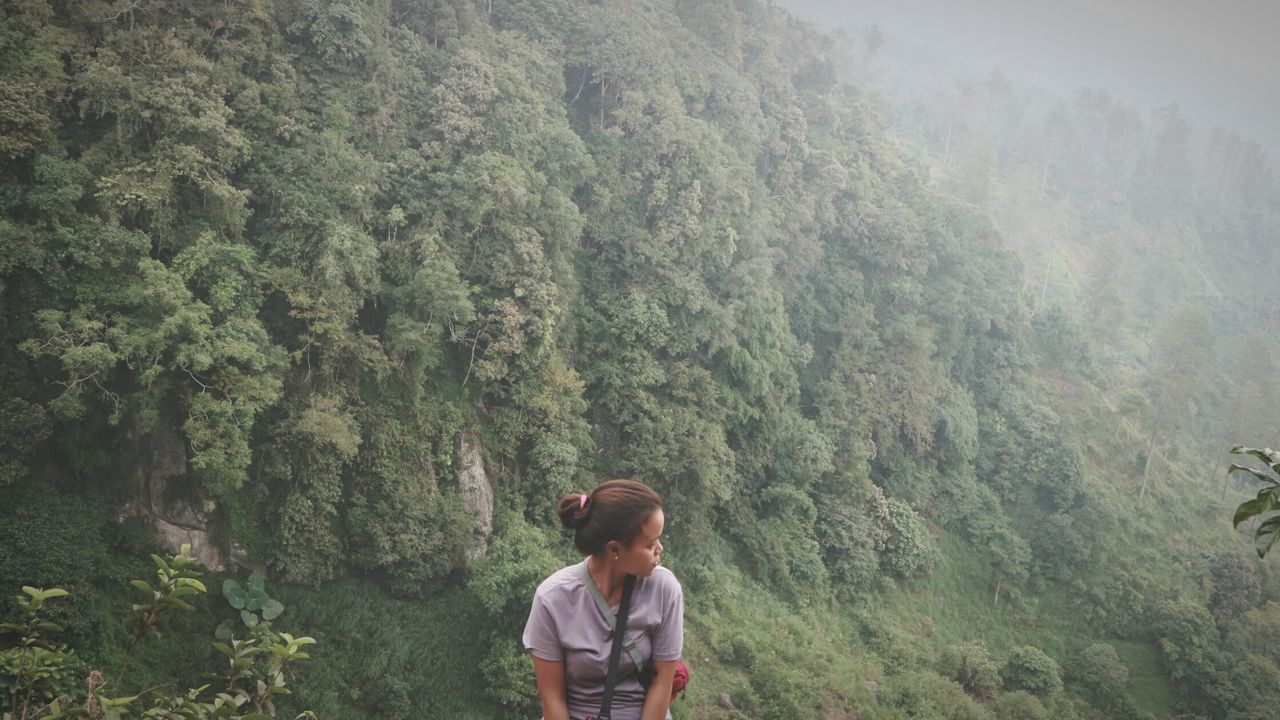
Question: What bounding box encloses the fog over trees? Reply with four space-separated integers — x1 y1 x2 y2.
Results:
778 0 1280 159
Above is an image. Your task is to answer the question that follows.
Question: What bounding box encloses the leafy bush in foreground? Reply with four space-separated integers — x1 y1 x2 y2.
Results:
0 547 314 720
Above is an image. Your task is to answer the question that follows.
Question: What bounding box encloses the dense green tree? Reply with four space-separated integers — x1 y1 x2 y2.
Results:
938 640 1001 700
1208 551 1261 623
1068 642 1129 709
1001 645 1063 697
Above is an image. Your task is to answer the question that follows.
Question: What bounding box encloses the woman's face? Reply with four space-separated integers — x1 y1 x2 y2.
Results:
617 508 665 577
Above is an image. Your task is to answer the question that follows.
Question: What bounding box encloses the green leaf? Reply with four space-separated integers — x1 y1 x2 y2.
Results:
261 598 284 621
38 588 69 601
1256 515 1280 558
163 597 195 611
248 573 265 593
245 588 268 611
1228 463 1280 486
1234 494 1278 528
241 609 259 627
212 642 235 658
215 619 235 641
223 579 247 609
130 580 154 595
35 622 63 633
101 695 138 707
1231 446 1280 468
150 554 170 572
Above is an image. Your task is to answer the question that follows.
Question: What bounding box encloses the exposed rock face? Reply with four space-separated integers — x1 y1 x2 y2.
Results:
119 425 225 570
455 427 494 563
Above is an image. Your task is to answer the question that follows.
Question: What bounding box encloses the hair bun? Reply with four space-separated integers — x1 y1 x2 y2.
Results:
556 492 591 530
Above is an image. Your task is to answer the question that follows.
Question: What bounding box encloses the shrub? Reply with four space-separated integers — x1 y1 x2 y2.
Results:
882 670 994 720
939 641 1001 699
1069 642 1128 704
998 690 1050 720
880 498 940 580
1002 645 1062 697
749 651 824 720
0 546 316 719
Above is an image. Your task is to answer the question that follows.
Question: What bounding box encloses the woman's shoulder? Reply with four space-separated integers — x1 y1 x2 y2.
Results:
641 565 683 594
533 560 588 599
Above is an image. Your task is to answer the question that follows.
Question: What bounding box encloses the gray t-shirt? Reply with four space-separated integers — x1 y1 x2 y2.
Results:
523 560 684 720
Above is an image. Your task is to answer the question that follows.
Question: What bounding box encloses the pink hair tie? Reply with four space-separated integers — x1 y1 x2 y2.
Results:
579 493 589 510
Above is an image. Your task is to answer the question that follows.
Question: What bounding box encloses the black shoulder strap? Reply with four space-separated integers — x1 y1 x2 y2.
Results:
581 561 645 671
596 573 636 720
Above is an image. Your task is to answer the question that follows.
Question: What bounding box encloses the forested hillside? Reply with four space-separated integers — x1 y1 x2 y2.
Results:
2 1 1278 718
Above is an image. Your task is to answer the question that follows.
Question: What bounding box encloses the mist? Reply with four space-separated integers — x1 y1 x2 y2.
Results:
777 0 1280 158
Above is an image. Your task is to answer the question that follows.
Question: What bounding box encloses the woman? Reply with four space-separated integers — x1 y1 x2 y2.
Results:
523 479 684 720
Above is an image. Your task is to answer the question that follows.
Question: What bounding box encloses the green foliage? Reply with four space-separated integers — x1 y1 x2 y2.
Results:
1 547 314 719
273 577 491 720
1001 646 1062 697
126 548 208 640
217 574 285 640
1213 652 1280 720
1207 551 1260 623
464 514 564 622
881 670 994 720
938 641 1001 700
814 488 884 593
996 691 1049 720
1151 597 1221 707
1229 446 1280 557
0 400 47 487
1224 602 1280 667
933 385 980 470
747 650 826 720
880 498 940 581
464 515 566 717
733 486 830 603
0 488 115 649
1068 642 1129 707
0 587 81 719
1070 570 1151 638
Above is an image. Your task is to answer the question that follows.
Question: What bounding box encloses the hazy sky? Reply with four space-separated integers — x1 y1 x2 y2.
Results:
776 0 1280 155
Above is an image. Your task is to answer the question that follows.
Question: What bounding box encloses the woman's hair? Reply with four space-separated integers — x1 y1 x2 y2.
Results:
556 479 662 556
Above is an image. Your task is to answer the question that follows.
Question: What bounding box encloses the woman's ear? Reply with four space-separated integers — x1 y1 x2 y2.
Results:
605 540 622 561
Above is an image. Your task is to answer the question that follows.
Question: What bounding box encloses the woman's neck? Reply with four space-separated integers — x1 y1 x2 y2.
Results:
586 554 627 605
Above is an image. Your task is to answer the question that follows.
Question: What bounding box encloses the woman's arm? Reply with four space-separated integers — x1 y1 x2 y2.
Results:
533 656 571 720
640 659 680 720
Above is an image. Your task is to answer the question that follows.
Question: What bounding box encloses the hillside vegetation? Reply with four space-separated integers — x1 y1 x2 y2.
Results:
1 1 1278 718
